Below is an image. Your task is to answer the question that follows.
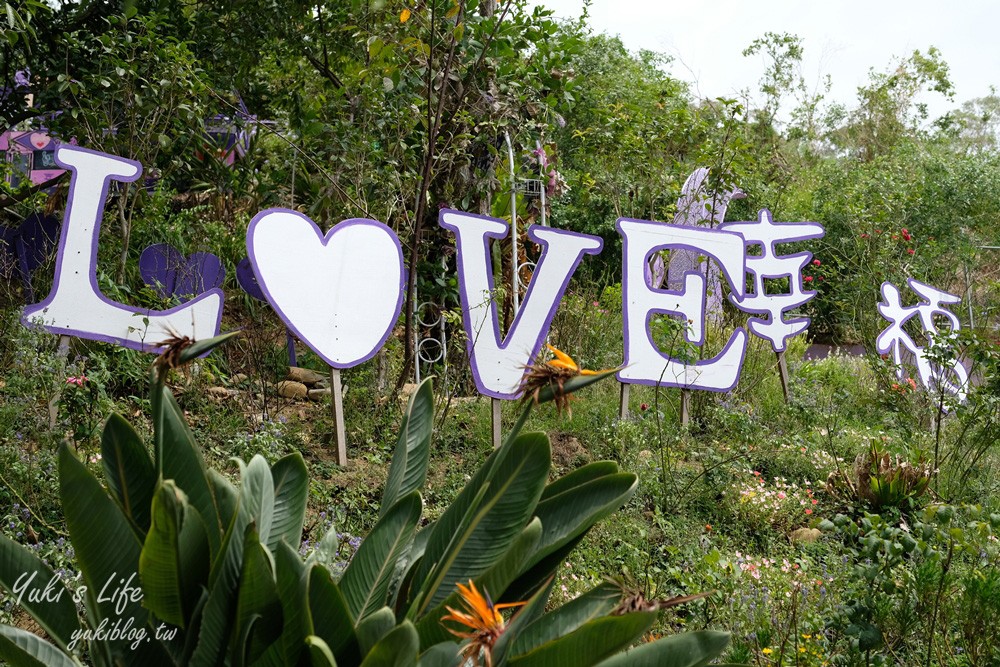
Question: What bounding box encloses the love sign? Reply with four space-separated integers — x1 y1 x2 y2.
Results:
23 147 223 351
25 146 827 397
246 209 404 369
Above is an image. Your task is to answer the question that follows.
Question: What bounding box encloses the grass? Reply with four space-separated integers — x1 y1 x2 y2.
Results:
1 301 999 665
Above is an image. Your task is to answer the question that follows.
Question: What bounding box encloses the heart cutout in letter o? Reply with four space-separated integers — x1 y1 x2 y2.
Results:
247 209 405 368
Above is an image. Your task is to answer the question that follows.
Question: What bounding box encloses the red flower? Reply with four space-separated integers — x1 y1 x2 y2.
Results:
805 509 813 515
875 229 882 234
705 524 712 532
818 276 824 282
812 259 821 267
901 229 912 241
640 403 649 411
907 248 915 255
860 233 870 239
804 275 814 283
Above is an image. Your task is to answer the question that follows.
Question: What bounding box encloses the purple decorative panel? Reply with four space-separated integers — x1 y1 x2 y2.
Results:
139 243 225 302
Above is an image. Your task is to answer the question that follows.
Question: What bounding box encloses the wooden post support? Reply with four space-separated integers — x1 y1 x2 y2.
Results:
680 389 691 428
492 398 502 449
618 382 630 419
330 368 348 467
48 335 72 429
775 350 790 403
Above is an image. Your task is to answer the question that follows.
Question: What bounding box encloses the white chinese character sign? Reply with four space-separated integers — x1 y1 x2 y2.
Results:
720 209 825 353
876 279 969 403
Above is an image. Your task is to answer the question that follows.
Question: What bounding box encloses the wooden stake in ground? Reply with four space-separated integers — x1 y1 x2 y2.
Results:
492 398 502 449
775 350 790 402
48 335 72 429
680 389 691 428
619 383 630 419
330 368 347 466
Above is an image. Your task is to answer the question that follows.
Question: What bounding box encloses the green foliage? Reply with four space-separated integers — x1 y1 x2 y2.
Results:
0 338 728 666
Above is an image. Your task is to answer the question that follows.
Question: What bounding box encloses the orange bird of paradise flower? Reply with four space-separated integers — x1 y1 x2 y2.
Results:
441 580 525 667
518 344 606 417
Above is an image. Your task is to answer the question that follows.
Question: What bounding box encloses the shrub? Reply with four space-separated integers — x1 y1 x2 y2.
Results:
0 334 731 666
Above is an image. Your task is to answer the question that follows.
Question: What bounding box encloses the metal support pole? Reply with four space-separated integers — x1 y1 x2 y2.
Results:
504 130 519 312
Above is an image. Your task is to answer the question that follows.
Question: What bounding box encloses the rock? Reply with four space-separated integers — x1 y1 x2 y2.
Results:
790 528 822 544
277 380 308 400
206 386 238 400
228 373 249 387
288 366 326 386
401 383 419 397
308 388 332 402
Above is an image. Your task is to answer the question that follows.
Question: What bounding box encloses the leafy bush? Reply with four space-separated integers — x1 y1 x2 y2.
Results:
0 334 731 666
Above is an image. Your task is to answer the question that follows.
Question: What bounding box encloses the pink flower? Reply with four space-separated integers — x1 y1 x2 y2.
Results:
804 275 814 283
812 259 821 267
805 509 813 515
907 248 915 255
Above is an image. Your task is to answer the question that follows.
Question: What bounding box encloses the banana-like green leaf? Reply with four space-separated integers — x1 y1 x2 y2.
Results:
305 635 338 667
415 519 542 649
504 532 588 603
209 469 239 537
308 566 359 665
380 378 433 516
509 582 622 656
0 534 79 652
593 631 730 667
412 433 550 616
101 413 155 535
507 612 655 667
356 607 396 655
417 642 461 667
177 331 241 365
190 493 247 666
58 445 163 662
341 493 421 622
233 524 282 666
539 462 619 502
358 620 419 667
159 386 225 554
238 456 276 548
272 541 312 666
139 480 210 628
267 453 308 552
526 473 637 570
490 577 554 666
0 625 78 667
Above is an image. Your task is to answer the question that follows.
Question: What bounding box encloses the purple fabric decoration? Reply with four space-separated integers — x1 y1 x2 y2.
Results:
139 243 225 302
662 169 745 315
0 214 60 301
236 256 267 301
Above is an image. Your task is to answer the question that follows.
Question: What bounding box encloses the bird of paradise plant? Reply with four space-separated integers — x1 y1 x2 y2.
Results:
519 344 613 416
441 580 525 667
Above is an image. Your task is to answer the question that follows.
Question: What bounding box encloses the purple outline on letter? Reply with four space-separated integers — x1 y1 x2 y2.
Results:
245 208 405 369
617 217 748 392
440 208 603 400
23 145 224 351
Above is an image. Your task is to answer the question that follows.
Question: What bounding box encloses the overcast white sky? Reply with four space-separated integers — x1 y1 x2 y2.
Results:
528 0 999 120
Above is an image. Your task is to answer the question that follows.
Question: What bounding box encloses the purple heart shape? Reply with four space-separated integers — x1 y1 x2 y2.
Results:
139 243 225 302
236 257 266 301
